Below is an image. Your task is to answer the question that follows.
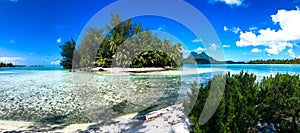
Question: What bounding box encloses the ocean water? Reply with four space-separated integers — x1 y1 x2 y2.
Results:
185 64 300 80
0 64 300 124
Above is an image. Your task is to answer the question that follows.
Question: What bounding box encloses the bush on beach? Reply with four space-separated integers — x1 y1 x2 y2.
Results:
185 71 300 132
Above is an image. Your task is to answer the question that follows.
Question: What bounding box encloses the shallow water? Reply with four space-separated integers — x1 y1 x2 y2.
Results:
0 67 187 124
1 64 300 124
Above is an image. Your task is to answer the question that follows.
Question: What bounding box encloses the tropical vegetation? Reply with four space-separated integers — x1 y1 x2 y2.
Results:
59 13 183 69
59 39 77 69
0 62 14 68
248 58 300 64
185 72 300 132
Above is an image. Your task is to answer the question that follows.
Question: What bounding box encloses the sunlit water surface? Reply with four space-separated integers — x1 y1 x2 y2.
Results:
0 64 300 124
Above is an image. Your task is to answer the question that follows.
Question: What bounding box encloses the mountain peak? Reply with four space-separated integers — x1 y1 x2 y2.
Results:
189 51 198 57
188 51 210 60
184 51 245 64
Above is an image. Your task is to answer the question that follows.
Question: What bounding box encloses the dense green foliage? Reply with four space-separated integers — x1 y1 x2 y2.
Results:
76 14 182 68
248 58 300 64
0 62 14 67
259 74 300 132
185 72 300 132
59 39 77 69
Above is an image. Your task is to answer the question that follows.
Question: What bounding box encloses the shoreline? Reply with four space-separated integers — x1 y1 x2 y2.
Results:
74 67 226 76
77 67 178 73
0 104 189 132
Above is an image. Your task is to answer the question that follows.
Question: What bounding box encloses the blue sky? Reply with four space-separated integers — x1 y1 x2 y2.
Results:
0 0 300 65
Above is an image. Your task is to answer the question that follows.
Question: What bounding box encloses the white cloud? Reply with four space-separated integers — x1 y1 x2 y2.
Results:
236 8 300 55
192 38 202 43
232 27 241 34
56 38 62 43
182 47 206 53
223 44 230 48
249 26 258 31
224 26 228 31
223 26 241 34
195 47 206 52
264 42 293 55
0 57 24 64
251 48 262 53
157 25 166 31
51 60 61 65
213 0 243 6
209 43 220 51
288 49 300 58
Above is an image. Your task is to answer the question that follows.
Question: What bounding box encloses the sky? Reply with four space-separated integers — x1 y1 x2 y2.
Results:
0 0 300 65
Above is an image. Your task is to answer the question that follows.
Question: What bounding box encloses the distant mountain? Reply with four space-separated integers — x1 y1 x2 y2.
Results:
183 52 245 64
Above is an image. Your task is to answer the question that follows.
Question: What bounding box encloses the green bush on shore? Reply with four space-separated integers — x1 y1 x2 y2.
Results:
0 62 14 68
185 72 300 132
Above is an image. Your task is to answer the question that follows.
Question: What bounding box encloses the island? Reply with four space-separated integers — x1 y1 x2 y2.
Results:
248 59 300 64
60 14 182 71
0 62 14 68
2 1 300 132
182 51 246 64
183 51 300 64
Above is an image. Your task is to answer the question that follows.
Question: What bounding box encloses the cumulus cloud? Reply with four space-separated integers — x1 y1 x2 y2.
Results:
0 57 24 64
223 44 230 48
56 38 62 43
195 47 206 52
182 47 206 54
209 43 220 51
251 48 262 53
192 38 202 43
51 60 61 65
288 49 300 58
224 26 241 34
212 0 243 6
236 8 300 56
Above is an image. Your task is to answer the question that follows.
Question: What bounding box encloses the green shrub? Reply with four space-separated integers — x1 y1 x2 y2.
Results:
186 72 300 132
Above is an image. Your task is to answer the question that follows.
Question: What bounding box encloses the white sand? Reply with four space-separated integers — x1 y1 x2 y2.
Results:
93 67 226 76
0 120 96 132
0 104 189 133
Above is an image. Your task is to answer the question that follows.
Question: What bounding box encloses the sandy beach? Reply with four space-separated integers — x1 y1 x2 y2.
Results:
0 104 189 133
85 67 226 76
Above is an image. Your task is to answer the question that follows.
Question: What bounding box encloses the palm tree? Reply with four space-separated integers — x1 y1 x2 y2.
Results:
59 38 77 69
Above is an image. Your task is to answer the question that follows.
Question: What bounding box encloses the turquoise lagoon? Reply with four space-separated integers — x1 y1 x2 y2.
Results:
0 64 300 124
